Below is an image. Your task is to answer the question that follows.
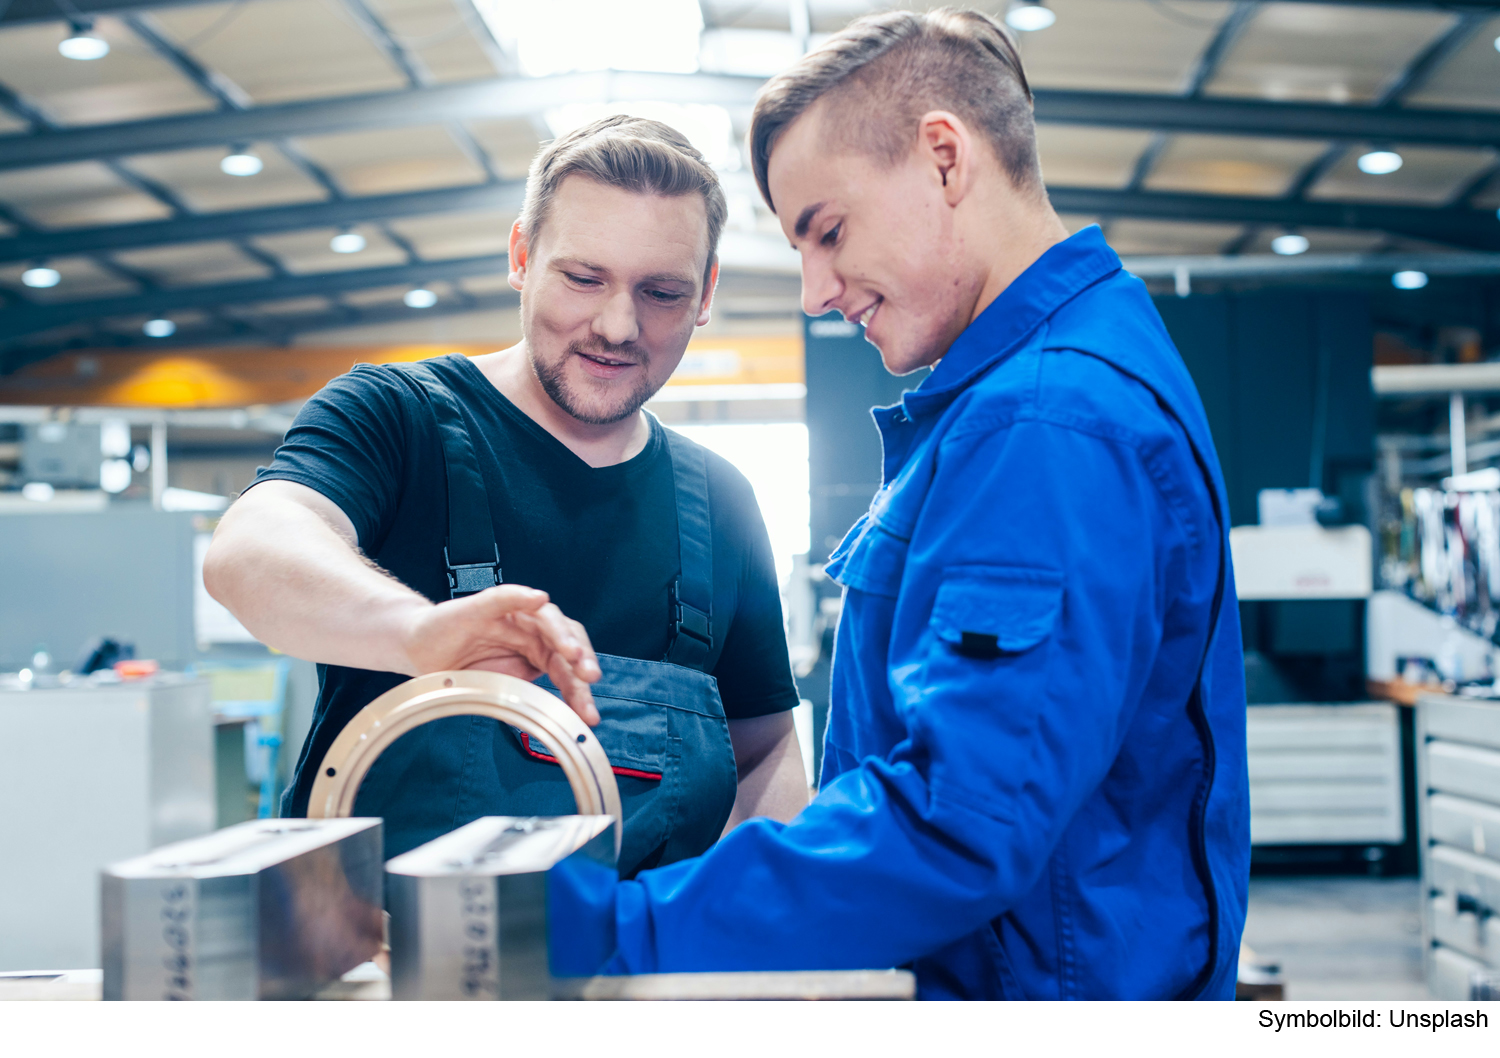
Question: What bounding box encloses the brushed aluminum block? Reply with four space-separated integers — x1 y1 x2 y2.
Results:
101 817 383 1000
386 815 616 1000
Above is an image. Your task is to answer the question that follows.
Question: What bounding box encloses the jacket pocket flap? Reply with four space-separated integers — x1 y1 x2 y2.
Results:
931 566 1064 654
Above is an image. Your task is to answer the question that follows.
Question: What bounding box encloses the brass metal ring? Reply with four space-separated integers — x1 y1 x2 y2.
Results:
306 671 622 856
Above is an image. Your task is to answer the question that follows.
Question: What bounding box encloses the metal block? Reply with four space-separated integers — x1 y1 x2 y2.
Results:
102 818 383 1000
386 815 616 1001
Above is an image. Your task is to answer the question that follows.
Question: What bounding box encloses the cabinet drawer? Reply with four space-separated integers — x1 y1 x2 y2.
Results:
1428 844 1500 911
1430 945 1490 1001
1428 793 1500 863
1247 704 1398 752
1423 697 1500 753
1249 750 1401 782
1430 894 1500 964
1250 781 1396 813
1251 810 1402 845
1426 742 1500 806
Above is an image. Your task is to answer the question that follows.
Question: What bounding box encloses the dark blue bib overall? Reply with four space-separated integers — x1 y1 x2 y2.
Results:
350 362 739 876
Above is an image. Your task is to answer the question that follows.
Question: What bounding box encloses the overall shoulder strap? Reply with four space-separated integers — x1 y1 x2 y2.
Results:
401 359 502 599
662 427 716 671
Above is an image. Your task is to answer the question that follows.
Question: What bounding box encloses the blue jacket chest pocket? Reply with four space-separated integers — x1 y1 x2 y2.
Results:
930 566 1064 658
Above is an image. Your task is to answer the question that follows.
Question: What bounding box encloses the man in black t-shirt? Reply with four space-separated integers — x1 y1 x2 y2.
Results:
205 117 807 864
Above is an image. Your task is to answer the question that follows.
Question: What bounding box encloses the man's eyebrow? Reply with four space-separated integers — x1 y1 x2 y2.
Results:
552 256 609 274
793 201 828 239
639 271 696 286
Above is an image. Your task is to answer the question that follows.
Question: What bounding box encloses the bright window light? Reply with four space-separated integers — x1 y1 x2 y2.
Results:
671 423 809 586
221 150 263 177
21 482 55 502
546 101 737 170
59 27 109 61
100 420 131 459
699 28 802 77
1006 2 1057 32
143 318 176 338
1357 150 1402 175
1271 234 1309 256
404 287 438 308
1392 270 1428 290
1494 35 1499 52
474 0 702 77
21 267 61 288
330 232 366 254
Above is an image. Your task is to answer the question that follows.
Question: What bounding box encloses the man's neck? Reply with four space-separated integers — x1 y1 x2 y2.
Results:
469 344 653 468
963 195 1072 330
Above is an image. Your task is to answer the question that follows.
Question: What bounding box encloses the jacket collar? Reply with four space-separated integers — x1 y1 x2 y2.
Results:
902 225 1122 420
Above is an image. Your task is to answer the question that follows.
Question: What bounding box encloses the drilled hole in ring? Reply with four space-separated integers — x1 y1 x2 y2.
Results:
443 678 453 687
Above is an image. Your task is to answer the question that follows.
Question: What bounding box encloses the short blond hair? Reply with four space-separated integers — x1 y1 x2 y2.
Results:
750 8 1041 213
518 115 727 286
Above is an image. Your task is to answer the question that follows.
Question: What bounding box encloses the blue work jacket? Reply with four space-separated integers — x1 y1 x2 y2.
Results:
556 226 1249 1000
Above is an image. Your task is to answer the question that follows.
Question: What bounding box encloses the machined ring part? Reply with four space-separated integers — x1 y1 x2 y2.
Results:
307 671 622 856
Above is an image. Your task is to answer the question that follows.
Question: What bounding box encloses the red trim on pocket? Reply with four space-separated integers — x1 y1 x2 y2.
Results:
519 732 662 782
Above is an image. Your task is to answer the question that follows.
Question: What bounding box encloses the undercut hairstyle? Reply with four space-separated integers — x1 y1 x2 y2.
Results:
518 115 728 286
749 8 1042 213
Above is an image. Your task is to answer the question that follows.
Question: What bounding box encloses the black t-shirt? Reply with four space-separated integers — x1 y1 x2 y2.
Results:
258 354 799 816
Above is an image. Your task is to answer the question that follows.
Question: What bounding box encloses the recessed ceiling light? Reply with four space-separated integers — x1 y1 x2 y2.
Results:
1271 234 1310 256
143 319 176 338
1392 270 1428 290
1357 150 1403 175
21 267 61 288
221 149 263 177
1005 1 1056 31
330 232 366 254
58 23 109 61
404 288 438 309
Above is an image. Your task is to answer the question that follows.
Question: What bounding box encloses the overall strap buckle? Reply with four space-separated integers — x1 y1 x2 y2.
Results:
445 545 501 599
666 578 712 669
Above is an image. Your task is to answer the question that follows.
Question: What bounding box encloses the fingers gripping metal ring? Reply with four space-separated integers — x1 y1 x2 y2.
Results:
306 671 623 857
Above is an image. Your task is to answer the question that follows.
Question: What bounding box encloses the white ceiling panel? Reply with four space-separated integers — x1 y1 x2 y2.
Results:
1205 2 1456 103
1144 134 1329 196
1017 0 1235 93
228 296 334 317
150 0 408 104
290 125 488 195
294 308 522 345
385 209 514 260
1106 218 1244 255
111 241 274 286
1468 170 1500 211
0 16 215 126
464 118 544 180
123 144 330 212
460 273 519 296
1308 144 1497 206
364 0 500 82
1035 125 1156 188
0 162 174 228
1404 15 1500 112
249 226 410 274
0 255 139 301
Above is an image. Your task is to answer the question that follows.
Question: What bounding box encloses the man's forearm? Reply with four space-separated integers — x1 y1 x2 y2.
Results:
204 486 428 675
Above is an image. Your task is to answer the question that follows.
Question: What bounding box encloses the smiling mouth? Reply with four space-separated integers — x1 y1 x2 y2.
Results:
577 350 636 368
851 298 882 328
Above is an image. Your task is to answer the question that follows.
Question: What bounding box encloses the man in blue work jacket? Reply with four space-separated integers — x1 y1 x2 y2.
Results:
554 9 1250 999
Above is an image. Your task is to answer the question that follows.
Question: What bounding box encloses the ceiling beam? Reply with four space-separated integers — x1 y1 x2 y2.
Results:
0 177 1489 266
1049 186 1500 250
4 71 1500 174
0 0 229 25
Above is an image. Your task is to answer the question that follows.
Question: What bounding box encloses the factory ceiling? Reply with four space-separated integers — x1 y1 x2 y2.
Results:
0 0 1498 371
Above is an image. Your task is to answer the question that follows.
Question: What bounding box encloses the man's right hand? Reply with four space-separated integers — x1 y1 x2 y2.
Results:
399 585 602 725
204 481 603 726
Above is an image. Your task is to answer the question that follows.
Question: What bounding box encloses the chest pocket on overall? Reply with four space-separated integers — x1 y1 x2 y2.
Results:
395 361 738 878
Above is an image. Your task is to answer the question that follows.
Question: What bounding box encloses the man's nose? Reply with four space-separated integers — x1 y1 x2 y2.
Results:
593 289 640 347
800 254 843 319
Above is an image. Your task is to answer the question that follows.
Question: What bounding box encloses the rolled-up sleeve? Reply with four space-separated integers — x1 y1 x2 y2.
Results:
569 413 1187 974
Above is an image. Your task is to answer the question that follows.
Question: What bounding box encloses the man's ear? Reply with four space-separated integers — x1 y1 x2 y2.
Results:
696 258 720 327
508 220 529 292
918 111 972 207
